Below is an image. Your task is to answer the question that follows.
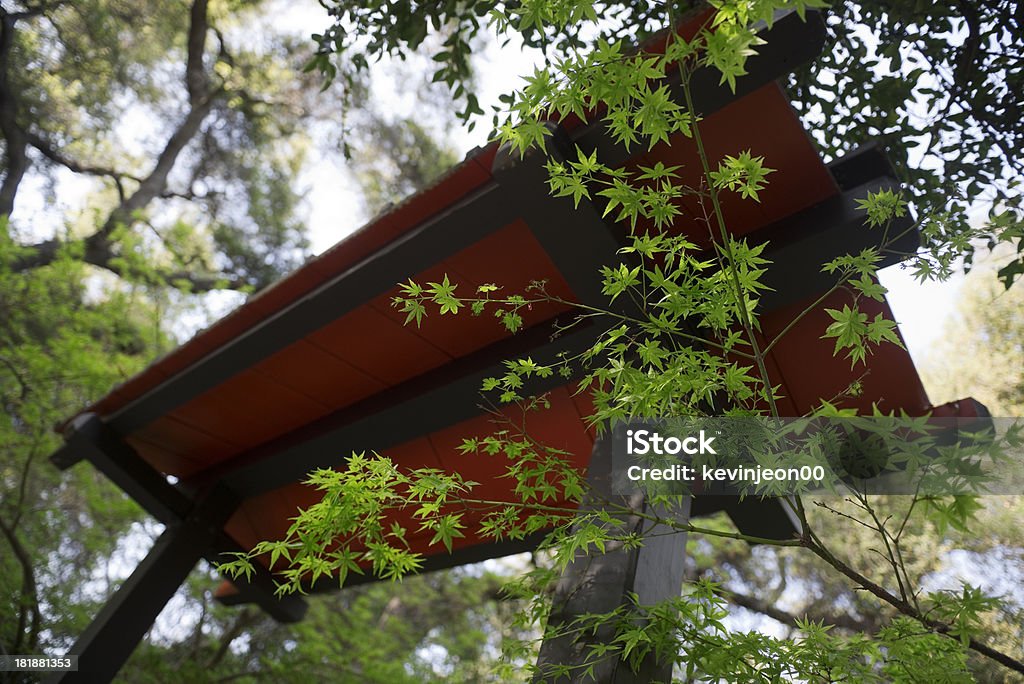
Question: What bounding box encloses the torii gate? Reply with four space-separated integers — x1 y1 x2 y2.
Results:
44 8 985 683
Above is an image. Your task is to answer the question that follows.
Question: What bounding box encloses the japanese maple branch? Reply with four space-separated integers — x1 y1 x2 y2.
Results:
803 530 1024 675
680 74 779 418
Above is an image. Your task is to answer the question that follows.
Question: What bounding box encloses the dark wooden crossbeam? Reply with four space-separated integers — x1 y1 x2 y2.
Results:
42 483 269 684
52 413 192 525
756 176 915 312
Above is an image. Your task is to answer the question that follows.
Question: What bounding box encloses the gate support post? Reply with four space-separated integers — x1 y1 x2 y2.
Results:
535 435 691 683
46 487 235 684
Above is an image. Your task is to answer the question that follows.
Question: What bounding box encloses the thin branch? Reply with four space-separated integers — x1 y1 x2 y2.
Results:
206 607 258 670
804 536 1024 675
11 0 224 283
24 129 143 200
680 74 779 418
0 512 41 654
857 492 911 605
715 585 874 634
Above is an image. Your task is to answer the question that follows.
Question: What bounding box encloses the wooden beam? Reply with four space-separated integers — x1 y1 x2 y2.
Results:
51 413 191 523
493 124 628 310
50 414 307 624
99 180 517 440
756 177 916 312
45 486 237 684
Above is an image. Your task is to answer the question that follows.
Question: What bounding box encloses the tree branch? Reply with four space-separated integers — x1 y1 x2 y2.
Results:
0 12 29 219
8 0 233 294
206 607 257 669
716 585 876 634
24 129 143 200
90 92 220 242
78 0 221 268
186 0 210 105
0 512 41 654
805 537 1024 676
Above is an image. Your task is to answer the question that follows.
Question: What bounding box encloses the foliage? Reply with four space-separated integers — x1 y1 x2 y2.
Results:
113 560 525 683
222 0 1024 681
0 226 161 663
350 116 460 217
789 0 1024 287
0 0 318 292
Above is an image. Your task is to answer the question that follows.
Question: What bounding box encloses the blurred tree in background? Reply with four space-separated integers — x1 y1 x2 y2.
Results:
0 231 166 664
0 0 319 291
921 244 1024 418
0 0 318 669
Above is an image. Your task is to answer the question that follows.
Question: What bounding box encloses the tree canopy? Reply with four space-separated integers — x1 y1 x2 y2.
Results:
1 0 317 291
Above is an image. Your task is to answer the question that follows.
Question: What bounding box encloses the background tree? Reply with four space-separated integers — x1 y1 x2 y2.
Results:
1 0 315 290
0 236 165 665
0 0 321 667
921 244 1024 417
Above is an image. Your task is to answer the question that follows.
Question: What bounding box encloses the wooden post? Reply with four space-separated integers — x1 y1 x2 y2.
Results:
535 435 691 683
45 520 214 684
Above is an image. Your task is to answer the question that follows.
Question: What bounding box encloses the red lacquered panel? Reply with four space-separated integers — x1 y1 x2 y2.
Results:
166 370 331 455
761 289 929 415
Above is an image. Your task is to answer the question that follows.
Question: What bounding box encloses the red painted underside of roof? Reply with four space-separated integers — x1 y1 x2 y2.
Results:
81 142 501 425
71 78 943 585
